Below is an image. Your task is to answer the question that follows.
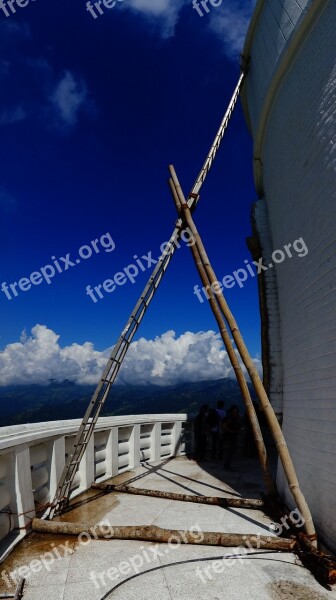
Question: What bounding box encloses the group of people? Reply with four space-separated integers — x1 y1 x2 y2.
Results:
194 401 241 470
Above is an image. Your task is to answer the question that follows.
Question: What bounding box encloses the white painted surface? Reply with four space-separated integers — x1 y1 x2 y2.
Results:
244 0 313 135
253 199 284 418
2 458 332 600
245 0 336 550
0 414 190 555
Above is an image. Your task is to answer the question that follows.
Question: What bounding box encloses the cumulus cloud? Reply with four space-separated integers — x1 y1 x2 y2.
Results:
0 326 108 386
49 71 88 128
119 330 235 385
209 0 257 59
0 23 93 132
0 325 261 387
124 0 256 54
125 0 188 38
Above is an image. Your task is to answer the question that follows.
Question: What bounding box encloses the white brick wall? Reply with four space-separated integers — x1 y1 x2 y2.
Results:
247 1 336 550
245 0 313 135
253 199 284 418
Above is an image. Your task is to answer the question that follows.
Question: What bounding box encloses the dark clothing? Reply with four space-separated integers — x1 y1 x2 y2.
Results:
206 408 220 429
207 408 226 459
210 431 218 459
243 411 258 456
194 411 208 460
222 412 241 469
207 409 220 459
244 403 265 456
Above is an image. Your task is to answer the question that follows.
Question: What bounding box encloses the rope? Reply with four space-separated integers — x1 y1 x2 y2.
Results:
1 501 52 532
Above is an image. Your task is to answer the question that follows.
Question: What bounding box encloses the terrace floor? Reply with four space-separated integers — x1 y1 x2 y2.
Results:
0 455 334 600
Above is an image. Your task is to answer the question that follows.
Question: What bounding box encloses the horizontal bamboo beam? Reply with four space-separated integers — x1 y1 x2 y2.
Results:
92 483 265 509
32 519 295 551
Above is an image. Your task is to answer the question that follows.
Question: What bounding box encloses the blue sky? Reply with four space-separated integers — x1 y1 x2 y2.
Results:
0 0 261 386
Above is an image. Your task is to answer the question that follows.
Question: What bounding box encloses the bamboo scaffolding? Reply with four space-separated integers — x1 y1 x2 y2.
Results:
92 483 265 509
168 177 276 498
168 164 317 545
32 519 295 551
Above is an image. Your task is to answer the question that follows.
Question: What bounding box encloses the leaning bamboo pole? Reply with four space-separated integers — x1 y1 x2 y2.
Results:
168 165 317 544
168 177 276 497
32 519 295 551
92 483 265 509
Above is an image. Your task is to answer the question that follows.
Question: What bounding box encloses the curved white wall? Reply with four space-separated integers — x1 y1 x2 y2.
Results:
244 0 336 551
243 0 313 135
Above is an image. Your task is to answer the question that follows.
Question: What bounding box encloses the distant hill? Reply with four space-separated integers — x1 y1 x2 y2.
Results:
0 379 256 427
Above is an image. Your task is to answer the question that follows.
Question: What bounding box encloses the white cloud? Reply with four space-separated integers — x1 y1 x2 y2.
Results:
209 1 257 59
125 0 188 38
124 0 256 55
49 71 88 128
0 326 108 386
0 23 92 133
0 325 261 387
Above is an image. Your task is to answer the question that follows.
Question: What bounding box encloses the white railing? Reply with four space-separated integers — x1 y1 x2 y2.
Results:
0 414 191 559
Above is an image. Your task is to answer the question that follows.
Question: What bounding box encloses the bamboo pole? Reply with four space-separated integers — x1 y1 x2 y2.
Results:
168 164 316 544
92 483 265 509
296 532 336 584
32 519 295 551
168 178 276 497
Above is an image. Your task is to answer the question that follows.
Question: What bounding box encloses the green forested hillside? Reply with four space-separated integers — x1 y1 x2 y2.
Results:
0 378 255 427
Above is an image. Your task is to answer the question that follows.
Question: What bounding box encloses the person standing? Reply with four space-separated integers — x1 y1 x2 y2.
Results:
216 400 226 459
243 401 260 457
194 404 209 461
208 400 226 459
222 405 241 470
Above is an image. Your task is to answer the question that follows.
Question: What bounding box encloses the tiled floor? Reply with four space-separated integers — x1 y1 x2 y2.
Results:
0 457 333 600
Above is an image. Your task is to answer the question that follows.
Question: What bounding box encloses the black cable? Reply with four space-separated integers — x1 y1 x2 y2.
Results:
99 550 305 599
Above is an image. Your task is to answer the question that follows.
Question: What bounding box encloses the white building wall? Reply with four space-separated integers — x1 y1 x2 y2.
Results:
245 0 313 135
253 199 284 418
245 0 336 550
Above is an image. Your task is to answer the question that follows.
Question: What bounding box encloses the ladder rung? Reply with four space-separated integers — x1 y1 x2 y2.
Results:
74 439 89 446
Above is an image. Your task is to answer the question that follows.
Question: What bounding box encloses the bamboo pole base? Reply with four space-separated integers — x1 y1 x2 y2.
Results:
297 533 336 586
92 483 265 509
32 519 295 551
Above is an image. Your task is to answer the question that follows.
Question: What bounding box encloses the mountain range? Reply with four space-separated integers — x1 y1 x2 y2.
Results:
0 378 256 427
